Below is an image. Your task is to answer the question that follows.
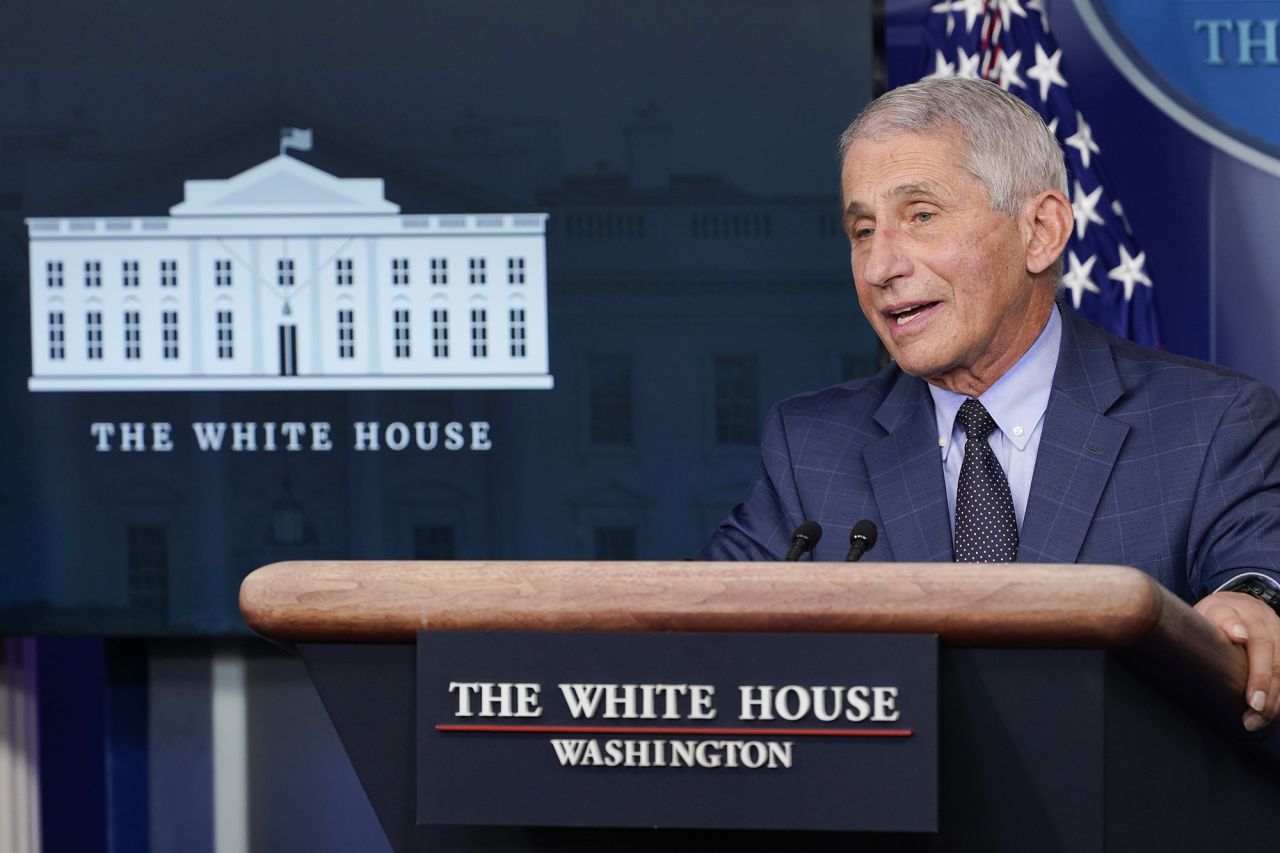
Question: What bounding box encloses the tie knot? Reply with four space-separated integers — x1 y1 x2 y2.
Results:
956 398 998 442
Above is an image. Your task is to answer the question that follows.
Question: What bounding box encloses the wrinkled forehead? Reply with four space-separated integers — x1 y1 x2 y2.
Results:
839 128 977 206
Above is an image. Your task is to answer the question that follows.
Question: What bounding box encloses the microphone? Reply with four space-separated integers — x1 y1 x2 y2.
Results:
845 519 878 562
783 521 823 561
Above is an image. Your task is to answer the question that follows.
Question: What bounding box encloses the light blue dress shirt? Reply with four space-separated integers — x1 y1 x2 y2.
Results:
929 305 1062 534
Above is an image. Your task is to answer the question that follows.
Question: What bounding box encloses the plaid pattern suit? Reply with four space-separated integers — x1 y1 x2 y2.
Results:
699 307 1280 603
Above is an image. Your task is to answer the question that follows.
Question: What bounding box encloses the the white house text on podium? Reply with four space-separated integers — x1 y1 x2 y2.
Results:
27 154 552 392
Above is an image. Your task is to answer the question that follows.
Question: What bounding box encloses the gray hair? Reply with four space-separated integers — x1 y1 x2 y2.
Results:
838 78 1067 217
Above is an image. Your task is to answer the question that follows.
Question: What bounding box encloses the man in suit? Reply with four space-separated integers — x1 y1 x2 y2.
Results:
699 78 1280 733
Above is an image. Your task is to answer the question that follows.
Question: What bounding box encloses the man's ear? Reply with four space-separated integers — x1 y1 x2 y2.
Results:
1023 190 1073 275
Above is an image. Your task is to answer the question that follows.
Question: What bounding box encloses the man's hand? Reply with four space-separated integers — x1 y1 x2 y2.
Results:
1195 590 1280 731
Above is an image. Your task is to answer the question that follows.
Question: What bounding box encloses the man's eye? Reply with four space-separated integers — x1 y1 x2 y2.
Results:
853 227 874 240
914 211 934 223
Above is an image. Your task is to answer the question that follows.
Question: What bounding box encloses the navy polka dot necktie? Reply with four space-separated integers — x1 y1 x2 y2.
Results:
953 398 1019 563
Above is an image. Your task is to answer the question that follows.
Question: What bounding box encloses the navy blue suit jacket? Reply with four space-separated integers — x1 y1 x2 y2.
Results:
699 307 1280 603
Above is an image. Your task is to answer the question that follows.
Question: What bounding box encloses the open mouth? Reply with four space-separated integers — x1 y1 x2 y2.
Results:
886 302 939 326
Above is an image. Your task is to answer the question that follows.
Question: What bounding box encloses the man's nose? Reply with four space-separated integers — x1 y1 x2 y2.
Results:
858 228 911 288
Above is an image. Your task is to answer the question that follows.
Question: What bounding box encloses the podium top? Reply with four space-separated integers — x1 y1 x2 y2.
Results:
242 560 1237 679
237 560 1192 641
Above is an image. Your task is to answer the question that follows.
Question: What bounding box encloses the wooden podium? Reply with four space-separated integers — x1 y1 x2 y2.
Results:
241 561 1280 852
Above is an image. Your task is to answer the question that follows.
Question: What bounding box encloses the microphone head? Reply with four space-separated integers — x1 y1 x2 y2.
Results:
792 520 823 547
849 519 878 551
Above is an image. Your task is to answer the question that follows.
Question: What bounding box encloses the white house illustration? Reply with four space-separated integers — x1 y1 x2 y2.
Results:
27 153 552 391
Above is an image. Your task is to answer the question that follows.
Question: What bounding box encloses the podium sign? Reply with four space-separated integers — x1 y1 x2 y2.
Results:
416 631 938 832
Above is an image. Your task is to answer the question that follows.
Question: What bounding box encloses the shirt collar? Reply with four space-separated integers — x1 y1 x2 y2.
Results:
929 304 1063 460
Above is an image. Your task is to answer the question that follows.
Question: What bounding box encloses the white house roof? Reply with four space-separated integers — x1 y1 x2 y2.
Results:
169 154 400 217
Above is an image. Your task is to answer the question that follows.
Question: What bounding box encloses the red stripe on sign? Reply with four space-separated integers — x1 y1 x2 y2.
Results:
435 724 912 737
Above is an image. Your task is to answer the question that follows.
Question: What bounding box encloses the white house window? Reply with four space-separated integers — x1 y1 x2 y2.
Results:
214 259 233 287
714 355 760 445
393 308 411 358
507 257 525 284
337 309 355 358
392 257 410 286
216 310 234 359
48 311 65 359
160 259 178 288
470 308 488 357
509 308 527 357
431 309 449 357
124 311 141 360
162 310 180 360
277 258 295 287
122 260 139 288
336 258 353 287
86 311 103 360
46 261 63 289
468 257 487 285
588 354 633 446
84 260 102 288
430 257 448 285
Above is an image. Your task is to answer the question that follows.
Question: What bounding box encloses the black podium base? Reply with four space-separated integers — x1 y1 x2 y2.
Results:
299 643 1280 852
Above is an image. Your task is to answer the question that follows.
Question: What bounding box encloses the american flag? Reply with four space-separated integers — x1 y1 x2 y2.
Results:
919 0 1160 347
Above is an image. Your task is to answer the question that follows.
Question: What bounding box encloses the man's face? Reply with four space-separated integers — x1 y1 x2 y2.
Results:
841 130 1050 395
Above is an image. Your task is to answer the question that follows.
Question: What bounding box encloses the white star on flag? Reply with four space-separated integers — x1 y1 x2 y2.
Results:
1071 181 1106 240
924 50 957 80
952 0 988 34
994 0 1028 30
1108 246 1153 301
1060 251 1100 308
1026 44 1067 102
994 49 1025 91
955 48 982 79
1064 111 1101 169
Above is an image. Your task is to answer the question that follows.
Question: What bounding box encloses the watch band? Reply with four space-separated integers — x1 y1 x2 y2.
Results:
1224 577 1280 619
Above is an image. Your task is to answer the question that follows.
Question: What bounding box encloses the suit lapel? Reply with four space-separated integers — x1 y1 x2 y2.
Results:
863 371 954 562
1018 308 1130 563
